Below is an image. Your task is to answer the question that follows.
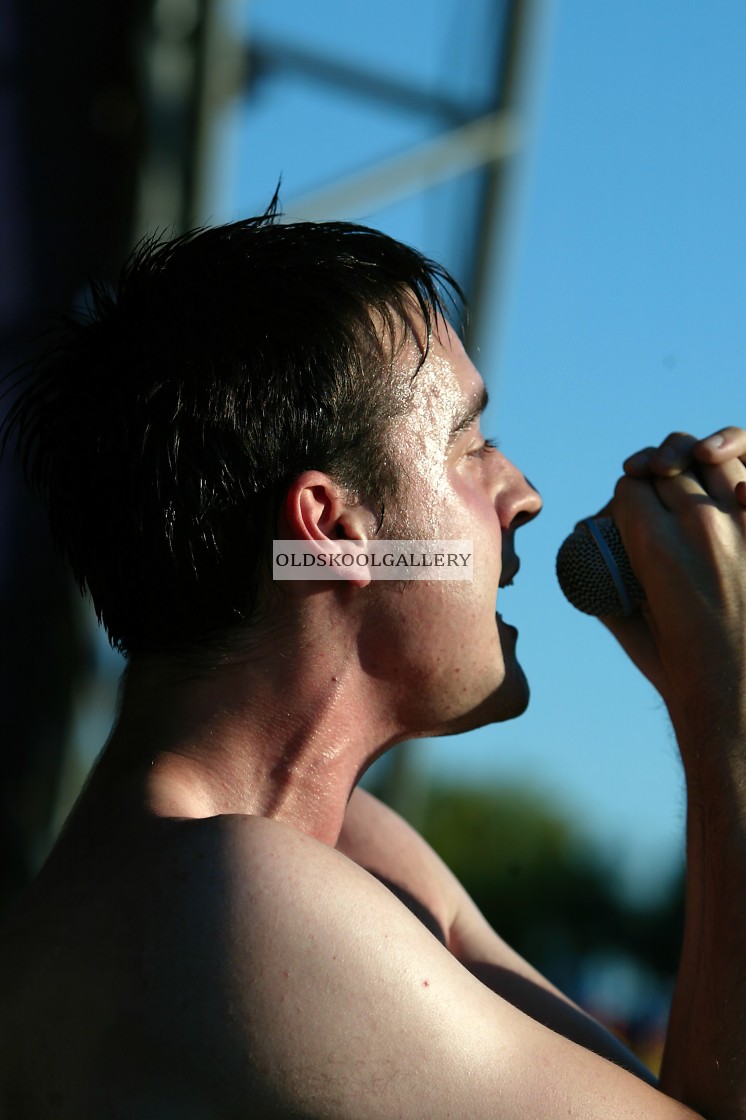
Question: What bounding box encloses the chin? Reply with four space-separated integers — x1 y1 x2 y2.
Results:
475 652 532 726
423 661 530 739
492 665 531 721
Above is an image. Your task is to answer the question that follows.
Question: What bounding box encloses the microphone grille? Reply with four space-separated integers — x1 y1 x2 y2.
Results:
556 516 644 617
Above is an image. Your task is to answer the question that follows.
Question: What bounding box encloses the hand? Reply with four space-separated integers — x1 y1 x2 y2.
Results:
599 427 746 739
622 426 746 495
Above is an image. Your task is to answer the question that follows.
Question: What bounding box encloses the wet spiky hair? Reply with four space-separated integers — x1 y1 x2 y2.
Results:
2 195 464 656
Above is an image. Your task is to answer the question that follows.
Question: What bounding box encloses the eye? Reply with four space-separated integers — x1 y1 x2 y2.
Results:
467 436 499 459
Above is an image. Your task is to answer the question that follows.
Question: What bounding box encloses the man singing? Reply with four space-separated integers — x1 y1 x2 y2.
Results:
1 200 745 1118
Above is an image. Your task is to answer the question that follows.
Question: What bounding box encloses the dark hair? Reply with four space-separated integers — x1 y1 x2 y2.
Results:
1 196 464 656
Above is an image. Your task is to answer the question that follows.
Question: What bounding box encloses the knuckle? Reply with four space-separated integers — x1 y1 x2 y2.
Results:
665 430 695 447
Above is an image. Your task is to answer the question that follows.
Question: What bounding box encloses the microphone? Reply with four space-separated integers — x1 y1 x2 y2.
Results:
556 516 644 617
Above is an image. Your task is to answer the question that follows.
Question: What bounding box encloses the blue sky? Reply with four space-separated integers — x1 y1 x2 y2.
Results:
83 0 746 899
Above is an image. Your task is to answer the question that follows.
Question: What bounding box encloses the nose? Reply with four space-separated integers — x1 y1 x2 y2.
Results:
496 457 542 531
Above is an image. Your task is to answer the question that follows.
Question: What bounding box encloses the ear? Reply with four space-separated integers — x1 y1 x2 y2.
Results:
276 471 377 588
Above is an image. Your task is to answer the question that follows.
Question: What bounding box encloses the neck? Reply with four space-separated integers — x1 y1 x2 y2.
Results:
91 611 404 846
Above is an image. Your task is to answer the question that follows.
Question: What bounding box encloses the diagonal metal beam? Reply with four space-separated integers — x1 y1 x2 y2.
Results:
285 109 519 223
248 37 472 126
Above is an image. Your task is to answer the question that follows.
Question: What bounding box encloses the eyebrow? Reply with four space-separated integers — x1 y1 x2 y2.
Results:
448 384 489 444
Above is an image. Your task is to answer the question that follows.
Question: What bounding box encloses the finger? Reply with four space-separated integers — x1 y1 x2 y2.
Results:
652 467 708 513
623 447 656 477
624 427 746 509
646 431 698 478
694 426 746 465
695 454 746 508
737 480 746 508
623 433 701 479
653 457 746 522
612 474 671 548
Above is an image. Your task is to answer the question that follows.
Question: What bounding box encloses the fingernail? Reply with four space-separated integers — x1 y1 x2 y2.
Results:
703 432 726 451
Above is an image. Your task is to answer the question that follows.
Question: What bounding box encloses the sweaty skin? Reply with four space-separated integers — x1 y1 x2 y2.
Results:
2 321 746 1117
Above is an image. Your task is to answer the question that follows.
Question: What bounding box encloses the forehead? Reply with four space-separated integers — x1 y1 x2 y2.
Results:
403 319 486 434
386 318 483 470
383 323 486 530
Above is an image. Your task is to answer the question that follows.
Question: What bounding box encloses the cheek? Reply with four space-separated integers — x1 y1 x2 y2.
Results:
363 583 510 729
391 470 450 540
467 525 503 600
419 587 505 673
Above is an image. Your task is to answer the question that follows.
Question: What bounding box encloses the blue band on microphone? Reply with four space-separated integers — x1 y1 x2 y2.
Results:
580 518 633 616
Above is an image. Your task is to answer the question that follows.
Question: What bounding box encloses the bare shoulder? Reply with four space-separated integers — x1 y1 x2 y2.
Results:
337 790 661 1082
201 813 695 1120
1 812 697 1119
336 787 457 941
